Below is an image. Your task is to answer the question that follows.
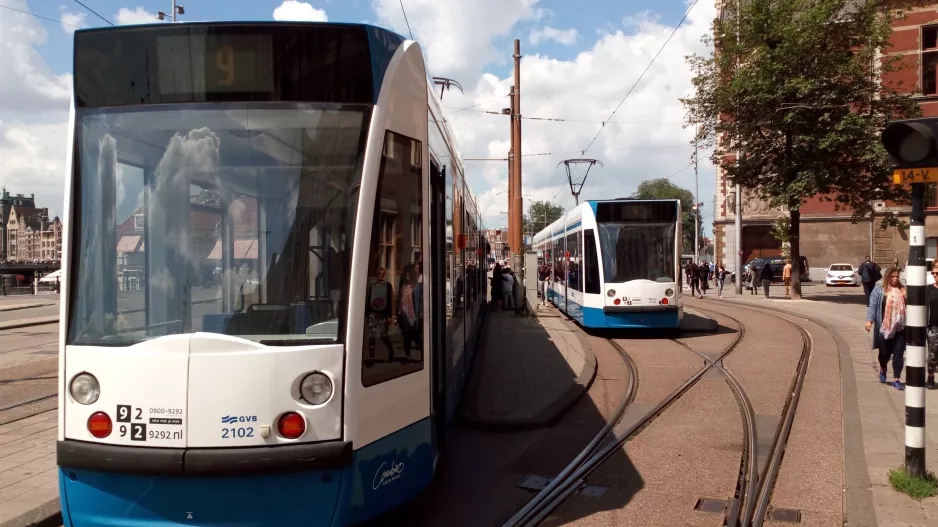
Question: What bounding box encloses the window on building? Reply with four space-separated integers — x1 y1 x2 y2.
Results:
134 214 145 231
924 26 938 96
361 130 424 387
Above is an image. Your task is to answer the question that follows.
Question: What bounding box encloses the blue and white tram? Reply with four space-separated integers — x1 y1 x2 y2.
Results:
533 199 683 329
57 22 488 526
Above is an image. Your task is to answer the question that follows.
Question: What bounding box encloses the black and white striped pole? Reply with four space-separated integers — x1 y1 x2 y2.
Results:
907 183 927 477
882 119 935 478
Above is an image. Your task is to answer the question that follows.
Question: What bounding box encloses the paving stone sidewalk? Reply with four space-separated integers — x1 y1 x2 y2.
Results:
462 305 597 429
717 290 938 527
0 410 59 527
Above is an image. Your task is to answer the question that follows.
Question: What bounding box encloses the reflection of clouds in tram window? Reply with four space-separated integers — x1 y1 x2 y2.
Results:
98 134 118 227
149 267 177 296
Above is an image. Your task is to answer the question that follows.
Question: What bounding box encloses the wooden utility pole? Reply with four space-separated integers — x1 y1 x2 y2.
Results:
510 39 523 272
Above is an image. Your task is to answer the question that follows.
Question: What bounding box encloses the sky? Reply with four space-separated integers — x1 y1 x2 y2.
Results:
0 0 718 236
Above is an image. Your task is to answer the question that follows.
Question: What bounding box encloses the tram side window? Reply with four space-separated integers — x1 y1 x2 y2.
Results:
583 229 601 294
567 232 580 292
361 130 424 387
552 237 563 283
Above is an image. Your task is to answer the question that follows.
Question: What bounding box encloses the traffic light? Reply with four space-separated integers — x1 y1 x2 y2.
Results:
881 117 938 183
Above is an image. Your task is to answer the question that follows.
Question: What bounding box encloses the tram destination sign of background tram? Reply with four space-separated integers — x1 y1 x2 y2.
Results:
57 22 489 527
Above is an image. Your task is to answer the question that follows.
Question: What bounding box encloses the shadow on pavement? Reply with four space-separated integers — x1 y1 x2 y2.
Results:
361 308 645 526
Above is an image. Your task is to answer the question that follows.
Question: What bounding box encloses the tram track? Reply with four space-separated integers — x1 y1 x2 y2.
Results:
502 302 812 527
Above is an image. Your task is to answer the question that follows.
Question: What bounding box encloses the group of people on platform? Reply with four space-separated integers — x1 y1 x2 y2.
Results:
684 260 729 299
490 262 520 312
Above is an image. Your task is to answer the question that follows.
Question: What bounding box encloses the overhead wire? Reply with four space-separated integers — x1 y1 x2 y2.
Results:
0 3 84 28
398 0 414 40
72 0 113 26
443 107 685 125
577 0 700 158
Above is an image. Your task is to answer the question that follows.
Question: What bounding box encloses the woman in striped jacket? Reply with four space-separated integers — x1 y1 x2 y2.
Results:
865 266 907 390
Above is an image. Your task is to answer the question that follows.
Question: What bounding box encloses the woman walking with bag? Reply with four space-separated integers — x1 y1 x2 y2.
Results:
866 266 907 390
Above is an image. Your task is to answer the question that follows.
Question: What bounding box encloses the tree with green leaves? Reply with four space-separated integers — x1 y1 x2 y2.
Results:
631 178 702 254
524 200 565 235
682 0 919 299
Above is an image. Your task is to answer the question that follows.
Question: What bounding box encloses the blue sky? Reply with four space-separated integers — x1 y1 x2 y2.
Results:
0 0 718 237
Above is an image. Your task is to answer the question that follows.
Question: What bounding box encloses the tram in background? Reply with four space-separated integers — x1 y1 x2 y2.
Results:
57 22 487 526
533 199 683 329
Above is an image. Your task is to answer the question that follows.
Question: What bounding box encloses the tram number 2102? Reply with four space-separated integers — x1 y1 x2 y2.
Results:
222 427 255 439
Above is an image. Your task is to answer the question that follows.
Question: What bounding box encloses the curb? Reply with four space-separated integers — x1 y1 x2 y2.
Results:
0 317 58 331
0 498 60 527
693 296 876 527
0 303 54 313
461 312 598 432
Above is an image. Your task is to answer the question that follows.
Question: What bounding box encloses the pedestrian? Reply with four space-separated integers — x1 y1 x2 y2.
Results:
866 266 907 390
699 261 710 295
684 260 696 290
538 263 550 307
501 267 515 309
688 260 702 299
716 263 727 298
858 256 882 306
783 259 792 296
761 261 773 298
926 261 938 389
491 263 503 312
748 264 759 295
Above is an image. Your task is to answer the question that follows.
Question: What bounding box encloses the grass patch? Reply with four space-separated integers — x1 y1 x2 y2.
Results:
889 467 938 499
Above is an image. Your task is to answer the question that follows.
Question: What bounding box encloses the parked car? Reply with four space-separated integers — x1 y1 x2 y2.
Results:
900 259 936 286
825 263 858 287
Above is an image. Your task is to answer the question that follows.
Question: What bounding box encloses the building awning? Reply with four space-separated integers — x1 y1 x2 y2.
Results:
207 239 258 260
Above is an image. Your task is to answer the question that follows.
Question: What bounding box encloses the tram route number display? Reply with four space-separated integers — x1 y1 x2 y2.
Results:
115 404 184 442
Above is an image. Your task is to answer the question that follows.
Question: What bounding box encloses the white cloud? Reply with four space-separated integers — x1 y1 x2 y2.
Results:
114 7 158 25
0 120 69 218
529 26 578 46
60 11 86 34
0 1 71 116
372 0 540 85
383 0 719 233
0 1 73 217
273 1 328 22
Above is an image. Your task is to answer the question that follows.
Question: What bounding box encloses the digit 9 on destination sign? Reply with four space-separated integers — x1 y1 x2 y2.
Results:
203 35 273 93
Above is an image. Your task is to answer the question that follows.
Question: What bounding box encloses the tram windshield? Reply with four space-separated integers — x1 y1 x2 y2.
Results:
67 103 370 346
597 222 675 283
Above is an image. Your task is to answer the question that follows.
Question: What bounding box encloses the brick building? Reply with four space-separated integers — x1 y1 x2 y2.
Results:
712 1 938 272
6 205 62 262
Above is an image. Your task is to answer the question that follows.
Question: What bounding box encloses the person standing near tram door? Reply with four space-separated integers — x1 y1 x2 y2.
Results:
365 267 395 367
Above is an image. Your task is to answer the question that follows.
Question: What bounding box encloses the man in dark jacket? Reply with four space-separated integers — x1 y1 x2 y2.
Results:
858 256 881 306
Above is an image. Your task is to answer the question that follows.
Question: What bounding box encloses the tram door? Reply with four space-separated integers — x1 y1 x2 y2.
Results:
429 162 447 451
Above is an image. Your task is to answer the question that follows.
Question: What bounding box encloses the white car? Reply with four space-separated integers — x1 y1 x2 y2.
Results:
825 264 858 286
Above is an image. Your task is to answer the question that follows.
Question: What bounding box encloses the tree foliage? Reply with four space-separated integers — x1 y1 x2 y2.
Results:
524 200 565 235
681 0 920 297
632 178 703 254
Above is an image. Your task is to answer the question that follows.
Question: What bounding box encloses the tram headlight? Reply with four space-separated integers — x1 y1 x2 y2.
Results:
300 372 333 406
70 373 100 405
606 289 616 298
665 288 674 297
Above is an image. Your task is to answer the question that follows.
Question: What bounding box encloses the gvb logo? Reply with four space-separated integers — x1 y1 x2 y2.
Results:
221 415 257 424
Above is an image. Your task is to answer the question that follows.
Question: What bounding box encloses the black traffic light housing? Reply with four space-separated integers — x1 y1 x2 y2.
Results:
882 117 938 169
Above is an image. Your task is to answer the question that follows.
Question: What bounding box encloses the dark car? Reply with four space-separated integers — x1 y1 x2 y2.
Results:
730 256 811 284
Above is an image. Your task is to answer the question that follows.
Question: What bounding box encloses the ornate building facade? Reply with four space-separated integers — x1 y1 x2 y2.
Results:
6 205 62 262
